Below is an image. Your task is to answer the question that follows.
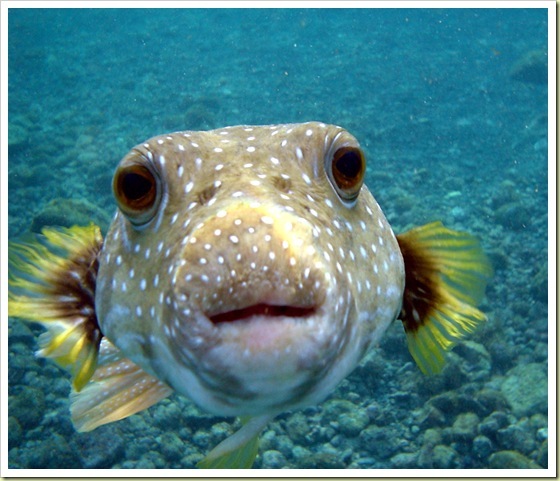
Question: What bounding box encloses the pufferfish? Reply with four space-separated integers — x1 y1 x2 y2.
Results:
8 122 491 468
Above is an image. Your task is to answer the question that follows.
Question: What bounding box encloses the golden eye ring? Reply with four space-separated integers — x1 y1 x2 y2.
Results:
113 162 161 226
327 146 365 204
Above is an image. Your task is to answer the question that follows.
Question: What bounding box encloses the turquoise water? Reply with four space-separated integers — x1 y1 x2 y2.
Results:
7 7 548 469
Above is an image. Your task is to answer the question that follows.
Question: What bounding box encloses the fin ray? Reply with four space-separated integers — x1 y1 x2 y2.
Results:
197 415 272 469
8 224 104 390
71 338 173 432
397 221 492 374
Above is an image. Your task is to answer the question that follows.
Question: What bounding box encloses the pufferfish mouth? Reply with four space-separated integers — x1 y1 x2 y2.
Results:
209 303 318 324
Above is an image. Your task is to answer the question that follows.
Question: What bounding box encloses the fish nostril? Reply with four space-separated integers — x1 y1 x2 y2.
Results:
197 184 219 205
272 175 292 193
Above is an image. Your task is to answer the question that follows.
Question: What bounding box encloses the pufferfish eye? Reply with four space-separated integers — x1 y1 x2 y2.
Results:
113 162 161 226
327 146 366 205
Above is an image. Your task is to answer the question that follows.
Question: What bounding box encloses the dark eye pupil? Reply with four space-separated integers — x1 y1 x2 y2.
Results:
328 145 365 203
114 162 159 226
122 172 152 200
335 150 361 179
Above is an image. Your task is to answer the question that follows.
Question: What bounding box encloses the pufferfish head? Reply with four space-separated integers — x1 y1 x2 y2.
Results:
95 122 404 416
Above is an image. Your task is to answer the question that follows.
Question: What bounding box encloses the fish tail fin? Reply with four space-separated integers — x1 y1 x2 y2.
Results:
396 221 493 375
197 415 272 469
8 224 104 391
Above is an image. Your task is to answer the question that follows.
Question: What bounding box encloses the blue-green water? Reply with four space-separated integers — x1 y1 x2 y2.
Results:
7 7 549 469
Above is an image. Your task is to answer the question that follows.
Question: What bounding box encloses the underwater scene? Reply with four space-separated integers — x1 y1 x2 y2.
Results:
7 6 549 470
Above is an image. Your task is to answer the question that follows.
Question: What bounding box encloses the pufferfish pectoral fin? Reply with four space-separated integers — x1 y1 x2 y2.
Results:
71 338 173 432
396 221 493 375
8 224 104 391
197 415 273 469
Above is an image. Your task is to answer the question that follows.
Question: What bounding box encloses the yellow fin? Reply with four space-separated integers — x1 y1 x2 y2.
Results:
8 224 104 390
197 415 272 469
71 338 173 432
396 221 493 375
